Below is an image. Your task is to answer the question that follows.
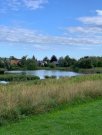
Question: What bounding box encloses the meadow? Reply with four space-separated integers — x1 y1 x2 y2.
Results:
0 74 102 125
0 99 101 135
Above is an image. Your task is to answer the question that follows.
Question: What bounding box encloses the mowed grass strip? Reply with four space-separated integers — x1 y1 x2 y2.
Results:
0 74 102 124
0 99 102 135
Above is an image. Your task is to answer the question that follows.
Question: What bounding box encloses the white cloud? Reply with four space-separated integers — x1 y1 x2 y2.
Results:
66 26 102 35
62 10 102 48
96 10 102 16
78 16 102 25
0 26 102 49
0 0 48 12
78 10 102 25
23 0 48 10
0 10 102 50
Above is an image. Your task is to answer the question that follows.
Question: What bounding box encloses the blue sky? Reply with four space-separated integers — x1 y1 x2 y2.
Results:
0 0 102 59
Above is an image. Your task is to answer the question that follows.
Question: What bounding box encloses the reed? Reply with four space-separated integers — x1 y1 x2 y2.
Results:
0 74 102 125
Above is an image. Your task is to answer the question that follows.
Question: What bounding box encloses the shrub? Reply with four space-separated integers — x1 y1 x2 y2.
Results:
0 74 40 82
49 63 56 68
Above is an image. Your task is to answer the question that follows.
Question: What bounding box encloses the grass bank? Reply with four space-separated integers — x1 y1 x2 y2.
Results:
0 99 102 135
75 67 102 74
0 74 102 125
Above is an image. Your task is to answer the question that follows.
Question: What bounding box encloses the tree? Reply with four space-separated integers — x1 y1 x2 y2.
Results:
4 58 11 70
0 58 5 68
50 55 57 62
77 57 93 69
32 55 36 61
64 55 71 67
26 58 37 70
58 57 64 67
43 57 49 62
21 55 28 67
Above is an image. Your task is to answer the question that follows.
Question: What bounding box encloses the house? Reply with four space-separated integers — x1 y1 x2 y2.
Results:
10 59 21 65
38 61 48 66
52 61 59 66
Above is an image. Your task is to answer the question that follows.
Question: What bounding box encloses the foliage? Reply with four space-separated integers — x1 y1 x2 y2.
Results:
76 56 102 69
26 59 37 70
48 63 56 68
0 55 102 71
0 74 40 81
14 55 37 70
50 55 57 62
77 57 93 68
43 56 49 62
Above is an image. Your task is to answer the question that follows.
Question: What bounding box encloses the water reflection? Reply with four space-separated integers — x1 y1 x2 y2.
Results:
5 70 80 79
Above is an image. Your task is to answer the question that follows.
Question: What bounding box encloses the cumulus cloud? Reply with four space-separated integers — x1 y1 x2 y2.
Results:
0 0 48 12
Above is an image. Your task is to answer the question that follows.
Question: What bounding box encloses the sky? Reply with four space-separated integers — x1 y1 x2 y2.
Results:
0 0 102 59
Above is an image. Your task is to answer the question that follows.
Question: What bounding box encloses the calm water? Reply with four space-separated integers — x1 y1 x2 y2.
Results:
5 70 80 79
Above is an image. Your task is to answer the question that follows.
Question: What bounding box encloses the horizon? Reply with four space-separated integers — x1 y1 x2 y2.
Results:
0 54 102 61
0 0 102 59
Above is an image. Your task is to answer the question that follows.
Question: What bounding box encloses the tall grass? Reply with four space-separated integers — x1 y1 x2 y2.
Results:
0 74 102 125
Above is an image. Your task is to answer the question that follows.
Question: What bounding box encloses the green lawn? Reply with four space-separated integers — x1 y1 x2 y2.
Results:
0 99 102 135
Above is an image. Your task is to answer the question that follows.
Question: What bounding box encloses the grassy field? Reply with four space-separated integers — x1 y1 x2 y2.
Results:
0 74 102 125
0 99 102 135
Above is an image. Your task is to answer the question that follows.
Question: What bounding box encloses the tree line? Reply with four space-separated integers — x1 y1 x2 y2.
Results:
0 55 102 70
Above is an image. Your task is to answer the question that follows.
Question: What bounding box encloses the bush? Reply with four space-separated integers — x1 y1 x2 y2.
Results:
44 75 56 79
0 74 40 82
49 63 56 68
44 75 50 79
51 75 56 79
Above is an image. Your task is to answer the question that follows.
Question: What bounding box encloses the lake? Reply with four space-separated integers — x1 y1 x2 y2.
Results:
5 70 80 79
